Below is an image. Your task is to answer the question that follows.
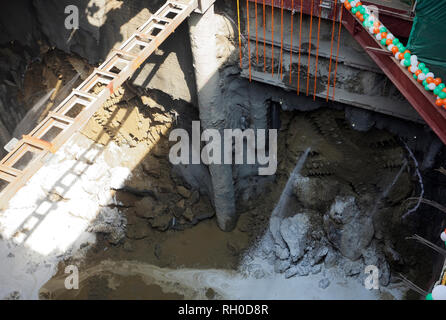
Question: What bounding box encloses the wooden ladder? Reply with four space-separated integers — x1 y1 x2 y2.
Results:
0 0 198 209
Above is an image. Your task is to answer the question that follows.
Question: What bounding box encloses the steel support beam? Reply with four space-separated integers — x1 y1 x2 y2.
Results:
248 0 413 37
342 6 446 145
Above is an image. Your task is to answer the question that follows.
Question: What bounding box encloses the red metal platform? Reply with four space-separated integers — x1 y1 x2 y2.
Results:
248 0 446 144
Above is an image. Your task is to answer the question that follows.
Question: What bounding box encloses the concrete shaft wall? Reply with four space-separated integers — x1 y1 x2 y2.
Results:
241 3 421 123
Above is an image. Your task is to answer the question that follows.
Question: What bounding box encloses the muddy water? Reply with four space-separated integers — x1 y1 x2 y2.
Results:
41 259 393 300
41 262 187 300
40 218 258 300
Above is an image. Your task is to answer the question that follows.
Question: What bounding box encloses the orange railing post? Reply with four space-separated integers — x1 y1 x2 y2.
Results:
332 5 344 101
279 0 284 79
237 0 243 68
297 0 303 95
313 0 323 100
255 0 259 64
289 0 294 85
306 0 314 96
326 0 338 101
247 0 252 81
271 0 275 76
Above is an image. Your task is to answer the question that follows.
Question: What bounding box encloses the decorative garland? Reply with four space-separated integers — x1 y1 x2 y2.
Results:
425 230 446 300
426 284 446 300
341 0 446 108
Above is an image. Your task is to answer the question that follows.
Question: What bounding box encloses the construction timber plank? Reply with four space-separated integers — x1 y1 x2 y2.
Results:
0 0 199 210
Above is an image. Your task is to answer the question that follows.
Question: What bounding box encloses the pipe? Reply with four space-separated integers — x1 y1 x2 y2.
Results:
188 6 237 231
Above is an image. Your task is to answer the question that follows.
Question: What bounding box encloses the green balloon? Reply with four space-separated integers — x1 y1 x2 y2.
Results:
381 38 387 45
434 87 441 95
404 60 411 67
438 83 446 90
413 74 418 80
426 293 433 300
399 46 406 53
422 68 430 74
393 38 400 45
352 7 358 14
363 13 370 20
425 85 431 91
423 79 428 86
404 52 411 60
418 63 426 69
379 27 387 33
439 92 446 99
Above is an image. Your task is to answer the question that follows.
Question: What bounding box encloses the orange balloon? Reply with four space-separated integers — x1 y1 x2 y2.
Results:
434 78 442 86
443 88 446 93
359 14 364 22
356 11 361 18
373 21 381 27
357 2 362 6
345 3 352 10
381 32 388 38
398 52 404 60
391 46 399 54
426 77 434 84
436 99 443 107
386 39 393 45
415 69 422 76
417 79 423 83
403 50 411 55
373 27 380 34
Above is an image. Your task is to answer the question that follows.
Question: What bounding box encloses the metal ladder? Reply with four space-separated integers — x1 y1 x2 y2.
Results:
0 0 198 210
